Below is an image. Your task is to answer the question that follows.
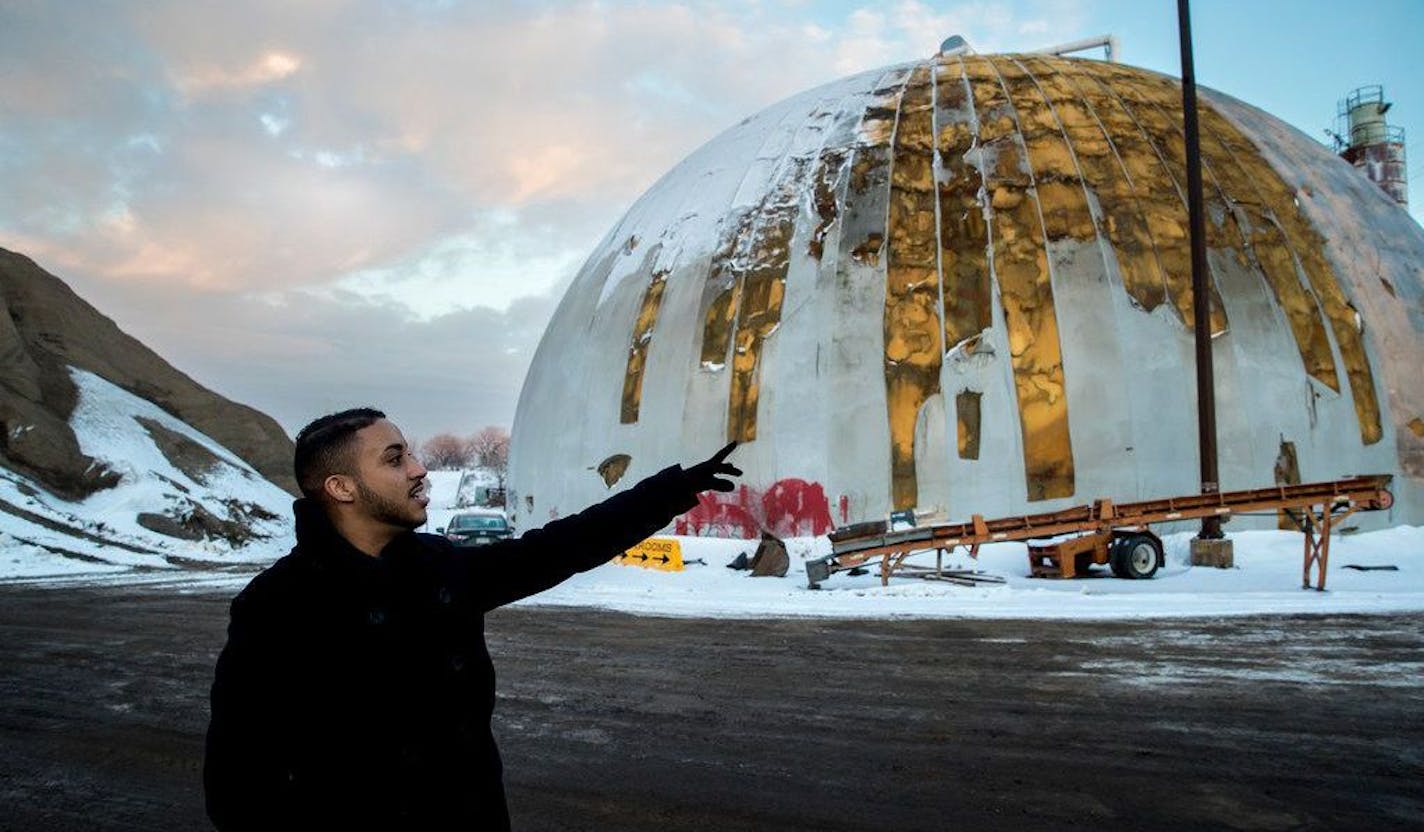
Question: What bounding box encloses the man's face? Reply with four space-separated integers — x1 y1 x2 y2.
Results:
347 419 429 530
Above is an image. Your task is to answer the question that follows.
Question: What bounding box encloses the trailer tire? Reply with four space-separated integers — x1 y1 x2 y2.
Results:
1108 536 1131 578
1115 534 1161 579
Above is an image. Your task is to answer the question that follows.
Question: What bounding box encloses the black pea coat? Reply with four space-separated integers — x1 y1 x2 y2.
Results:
204 466 699 830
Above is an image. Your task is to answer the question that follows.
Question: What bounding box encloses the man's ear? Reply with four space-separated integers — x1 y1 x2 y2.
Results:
323 474 357 505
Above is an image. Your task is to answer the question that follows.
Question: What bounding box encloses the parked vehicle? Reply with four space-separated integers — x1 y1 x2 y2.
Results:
438 509 512 547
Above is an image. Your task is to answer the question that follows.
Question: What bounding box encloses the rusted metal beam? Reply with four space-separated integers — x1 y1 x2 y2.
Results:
812 475 1393 587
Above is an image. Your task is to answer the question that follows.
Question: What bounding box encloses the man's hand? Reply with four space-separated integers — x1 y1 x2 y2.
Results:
685 442 742 493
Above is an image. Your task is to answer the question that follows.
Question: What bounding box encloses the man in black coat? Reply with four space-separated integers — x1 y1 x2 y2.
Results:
204 407 739 830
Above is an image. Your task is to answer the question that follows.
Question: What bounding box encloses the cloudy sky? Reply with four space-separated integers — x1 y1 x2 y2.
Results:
2 0 1420 442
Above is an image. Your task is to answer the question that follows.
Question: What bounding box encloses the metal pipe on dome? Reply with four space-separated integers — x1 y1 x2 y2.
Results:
1030 34 1119 62
1177 0 1224 542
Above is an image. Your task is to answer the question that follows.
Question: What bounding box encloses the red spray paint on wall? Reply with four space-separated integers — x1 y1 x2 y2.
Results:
675 478 837 538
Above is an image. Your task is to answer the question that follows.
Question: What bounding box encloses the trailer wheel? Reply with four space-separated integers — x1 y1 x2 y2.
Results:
1116 534 1161 579
1108 536 1131 578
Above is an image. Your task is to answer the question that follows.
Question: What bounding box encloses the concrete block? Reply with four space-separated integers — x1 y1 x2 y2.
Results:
1191 538 1235 569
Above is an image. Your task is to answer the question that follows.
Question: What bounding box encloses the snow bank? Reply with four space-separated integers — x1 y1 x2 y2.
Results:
17 519 1422 622
512 526 1424 620
10 441 1422 621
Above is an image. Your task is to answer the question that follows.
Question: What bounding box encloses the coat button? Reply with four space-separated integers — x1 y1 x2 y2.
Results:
368 608 386 625
437 586 452 605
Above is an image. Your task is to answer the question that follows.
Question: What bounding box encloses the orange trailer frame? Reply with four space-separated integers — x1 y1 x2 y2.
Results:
807 475 1394 591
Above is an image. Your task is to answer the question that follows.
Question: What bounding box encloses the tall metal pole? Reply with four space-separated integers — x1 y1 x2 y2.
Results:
1178 0 1223 539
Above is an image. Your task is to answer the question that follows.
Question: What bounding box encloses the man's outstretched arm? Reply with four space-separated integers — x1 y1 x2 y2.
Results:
469 443 741 610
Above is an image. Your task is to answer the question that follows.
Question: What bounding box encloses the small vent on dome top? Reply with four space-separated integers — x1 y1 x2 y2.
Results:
938 35 972 57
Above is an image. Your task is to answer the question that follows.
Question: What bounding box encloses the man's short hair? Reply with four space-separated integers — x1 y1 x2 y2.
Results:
293 408 386 500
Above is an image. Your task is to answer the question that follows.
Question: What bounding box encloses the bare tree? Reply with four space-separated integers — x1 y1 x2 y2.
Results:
465 427 510 487
420 433 472 470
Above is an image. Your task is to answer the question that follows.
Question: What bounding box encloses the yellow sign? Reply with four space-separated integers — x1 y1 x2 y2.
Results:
614 537 683 572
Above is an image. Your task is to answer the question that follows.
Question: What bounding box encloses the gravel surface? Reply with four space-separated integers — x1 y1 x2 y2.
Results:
1 584 1421 830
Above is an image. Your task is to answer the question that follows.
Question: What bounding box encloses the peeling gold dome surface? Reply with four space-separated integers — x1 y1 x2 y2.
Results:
512 54 1424 536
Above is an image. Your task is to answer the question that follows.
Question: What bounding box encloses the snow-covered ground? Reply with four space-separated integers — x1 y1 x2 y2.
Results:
520 526 1424 620
7 462 1421 620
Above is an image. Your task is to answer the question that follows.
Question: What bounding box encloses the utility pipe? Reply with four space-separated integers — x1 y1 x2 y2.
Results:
1177 0 1223 540
1031 34 1119 62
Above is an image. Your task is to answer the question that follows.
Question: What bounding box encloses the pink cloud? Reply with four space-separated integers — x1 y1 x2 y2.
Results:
1 0 1089 435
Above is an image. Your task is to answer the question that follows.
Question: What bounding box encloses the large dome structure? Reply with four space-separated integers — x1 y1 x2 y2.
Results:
510 53 1424 538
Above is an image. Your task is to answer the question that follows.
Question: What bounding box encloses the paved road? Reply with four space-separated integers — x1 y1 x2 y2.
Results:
0 584 1420 830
